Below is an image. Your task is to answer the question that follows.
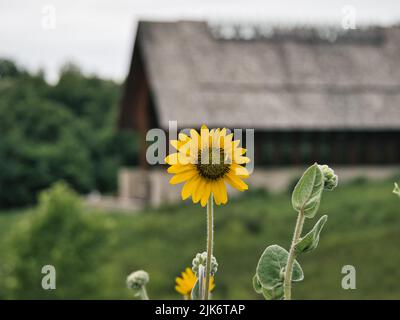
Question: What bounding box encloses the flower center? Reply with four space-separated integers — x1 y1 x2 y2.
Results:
196 148 230 180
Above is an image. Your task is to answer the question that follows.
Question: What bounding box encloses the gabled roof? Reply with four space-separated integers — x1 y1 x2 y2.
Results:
121 20 400 130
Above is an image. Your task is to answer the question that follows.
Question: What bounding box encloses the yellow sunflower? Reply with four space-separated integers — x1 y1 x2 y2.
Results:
175 267 215 299
165 125 250 206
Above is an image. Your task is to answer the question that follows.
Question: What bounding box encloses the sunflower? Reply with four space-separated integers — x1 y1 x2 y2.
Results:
175 267 215 299
165 125 250 206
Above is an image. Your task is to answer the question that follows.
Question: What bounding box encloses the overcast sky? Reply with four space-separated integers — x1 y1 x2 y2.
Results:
1 0 399 83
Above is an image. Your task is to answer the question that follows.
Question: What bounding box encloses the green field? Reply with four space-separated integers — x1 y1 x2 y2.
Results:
0 177 399 299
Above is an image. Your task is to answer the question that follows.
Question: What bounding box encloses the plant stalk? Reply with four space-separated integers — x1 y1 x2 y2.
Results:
283 210 305 300
204 194 214 300
140 286 149 300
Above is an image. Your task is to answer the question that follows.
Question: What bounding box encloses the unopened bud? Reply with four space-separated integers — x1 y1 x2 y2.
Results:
319 165 338 191
126 270 149 292
192 252 218 276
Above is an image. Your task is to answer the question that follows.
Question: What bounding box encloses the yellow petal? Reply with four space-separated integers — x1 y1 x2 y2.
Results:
178 133 189 141
167 164 194 174
200 182 212 207
190 129 201 149
165 153 191 165
200 131 209 152
190 179 202 203
185 268 194 276
182 270 190 281
209 277 215 291
219 128 227 137
170 140 182 151
211 129 222 148
169 170 197 185
181 175 199 200
235 156 250 164
165 153 178 165
186 140 201 160
217 180 228 204
220 132 233 148
230 164 249 178
193 178 205 203
226 172 248 191
176 277 185 286
212 183 222 205
175 285 187 295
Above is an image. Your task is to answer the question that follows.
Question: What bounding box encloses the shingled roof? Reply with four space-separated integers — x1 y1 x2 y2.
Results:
120 20 400 130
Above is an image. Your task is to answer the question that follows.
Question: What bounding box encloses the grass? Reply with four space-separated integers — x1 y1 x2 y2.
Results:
0 178 399 299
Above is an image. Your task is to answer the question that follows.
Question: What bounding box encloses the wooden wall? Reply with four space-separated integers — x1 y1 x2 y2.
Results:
255 130 400 167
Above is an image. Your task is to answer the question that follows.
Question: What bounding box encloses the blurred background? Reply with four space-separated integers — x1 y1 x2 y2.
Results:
0 0 399 299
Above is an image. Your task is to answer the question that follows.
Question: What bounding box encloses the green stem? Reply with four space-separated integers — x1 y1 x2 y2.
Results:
283 210 305 300
204 194 214 300
140 286 149 300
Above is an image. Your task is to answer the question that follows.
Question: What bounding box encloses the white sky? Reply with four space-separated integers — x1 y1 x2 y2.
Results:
0 0 399 83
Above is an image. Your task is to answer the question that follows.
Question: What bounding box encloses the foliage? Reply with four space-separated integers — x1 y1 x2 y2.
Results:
294 215 328 254
0 178 399 299
291 163 325 219
3 182 114 299
255 245 303 299
254 164 337 299
0 58 138 208
393 183 400 197
0 98 93 206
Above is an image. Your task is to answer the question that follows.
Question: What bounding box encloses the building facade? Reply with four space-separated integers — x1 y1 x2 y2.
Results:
117 21 400 207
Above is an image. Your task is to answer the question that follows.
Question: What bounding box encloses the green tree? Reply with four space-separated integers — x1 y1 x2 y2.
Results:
0 59 138 208
0 97 93 207
7 182 114 299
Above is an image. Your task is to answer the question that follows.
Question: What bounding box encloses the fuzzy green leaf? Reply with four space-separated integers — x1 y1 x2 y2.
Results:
252 274 263 294
295 215 328 254
262 285 284 300
393 182 400 197
256 245 304 290
292 163 324 218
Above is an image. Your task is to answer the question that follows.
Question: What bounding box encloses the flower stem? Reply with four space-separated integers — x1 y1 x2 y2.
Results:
204 194 214 300
283 210 305 300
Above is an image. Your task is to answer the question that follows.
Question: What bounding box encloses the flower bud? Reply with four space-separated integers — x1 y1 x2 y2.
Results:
319 165 338 191
126 270 149 292
192 252 218 276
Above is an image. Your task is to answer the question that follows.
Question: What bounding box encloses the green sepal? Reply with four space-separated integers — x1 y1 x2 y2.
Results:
292 163 324 218
295 215 328 254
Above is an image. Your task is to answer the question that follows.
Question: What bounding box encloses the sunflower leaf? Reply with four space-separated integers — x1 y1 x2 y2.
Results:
295 215 328 254
256 245 303 290
252 274 263 294
262 285 284 300
291 163 324 218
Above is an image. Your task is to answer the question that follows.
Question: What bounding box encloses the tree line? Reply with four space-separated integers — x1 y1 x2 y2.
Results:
0 59 138 208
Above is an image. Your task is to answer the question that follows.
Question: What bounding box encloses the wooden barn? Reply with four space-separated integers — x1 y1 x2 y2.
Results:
117 20 400 207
